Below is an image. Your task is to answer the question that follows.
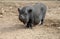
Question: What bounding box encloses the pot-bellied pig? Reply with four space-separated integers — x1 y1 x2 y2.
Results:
18 3 47 28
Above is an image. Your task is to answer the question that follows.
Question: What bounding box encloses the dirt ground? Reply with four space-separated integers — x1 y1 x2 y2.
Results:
0 1 60 39
1 0 59 1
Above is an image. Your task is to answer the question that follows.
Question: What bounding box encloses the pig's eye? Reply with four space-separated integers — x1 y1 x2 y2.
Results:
24 13 27 15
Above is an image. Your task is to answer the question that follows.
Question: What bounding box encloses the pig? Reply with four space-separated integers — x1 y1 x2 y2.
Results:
18 3 47 28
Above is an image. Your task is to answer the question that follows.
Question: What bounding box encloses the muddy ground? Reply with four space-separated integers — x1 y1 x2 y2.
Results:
0 1 60 39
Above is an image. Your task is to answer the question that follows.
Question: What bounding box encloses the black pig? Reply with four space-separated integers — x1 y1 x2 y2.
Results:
18 3 47 28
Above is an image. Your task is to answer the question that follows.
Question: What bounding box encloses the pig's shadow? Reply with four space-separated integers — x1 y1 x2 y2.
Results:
0 24 26 33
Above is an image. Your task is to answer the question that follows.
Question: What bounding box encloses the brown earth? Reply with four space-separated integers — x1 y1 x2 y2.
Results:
0 1 60 39
0 0 59 1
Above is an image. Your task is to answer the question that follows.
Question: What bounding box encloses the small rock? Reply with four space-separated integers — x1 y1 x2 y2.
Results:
0 13 3 15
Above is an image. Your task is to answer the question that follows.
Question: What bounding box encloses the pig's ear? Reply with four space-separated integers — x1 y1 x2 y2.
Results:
18 8 22 13
18 8 21 13
28 9 32 13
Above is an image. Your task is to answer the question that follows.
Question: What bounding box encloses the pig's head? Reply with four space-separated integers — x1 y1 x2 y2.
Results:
18 6 33 24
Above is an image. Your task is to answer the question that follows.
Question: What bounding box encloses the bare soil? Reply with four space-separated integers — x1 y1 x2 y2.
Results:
0 1 60 39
